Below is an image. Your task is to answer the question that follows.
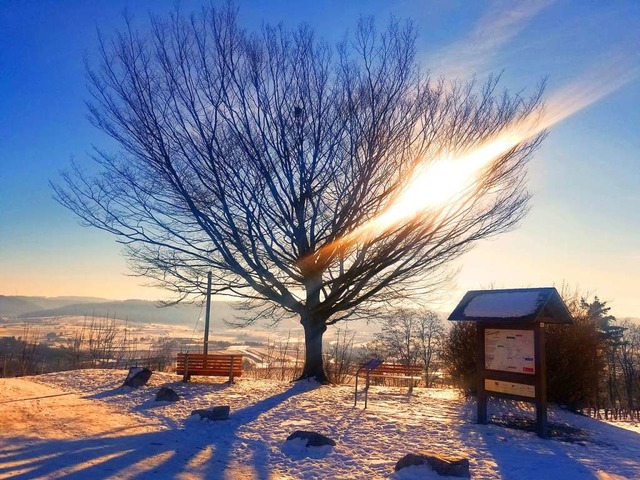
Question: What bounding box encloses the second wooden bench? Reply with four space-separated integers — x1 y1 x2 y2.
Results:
176 353 243 383
354 361 423 408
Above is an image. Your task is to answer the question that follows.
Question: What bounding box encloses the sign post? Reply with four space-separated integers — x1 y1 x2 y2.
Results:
203 271 212 355
448 287 573 439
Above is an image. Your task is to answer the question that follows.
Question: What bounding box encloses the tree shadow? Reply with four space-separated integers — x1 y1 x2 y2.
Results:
462 403 640 480
1 383 317 480
0 392 74 404
491 415 588 440
83 386 132 399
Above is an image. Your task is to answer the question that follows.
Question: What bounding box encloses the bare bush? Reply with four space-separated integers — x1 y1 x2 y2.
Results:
18 324 42 376
441 321 477 394
245 332 303 381
324 327 357 384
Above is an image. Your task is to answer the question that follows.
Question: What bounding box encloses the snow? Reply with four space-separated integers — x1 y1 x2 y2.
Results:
463 291 543 318
0 369 638 479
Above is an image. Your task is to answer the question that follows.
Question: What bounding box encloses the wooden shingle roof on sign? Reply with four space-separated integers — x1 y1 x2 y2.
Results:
448 287 574 324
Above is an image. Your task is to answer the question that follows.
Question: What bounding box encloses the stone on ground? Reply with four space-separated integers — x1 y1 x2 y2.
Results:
286 430 336 447
122 367 152 388
395 453 470 478
191 405 230 421
155 386 180 402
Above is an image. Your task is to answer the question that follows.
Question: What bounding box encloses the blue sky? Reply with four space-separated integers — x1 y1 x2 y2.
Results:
1 1 638 317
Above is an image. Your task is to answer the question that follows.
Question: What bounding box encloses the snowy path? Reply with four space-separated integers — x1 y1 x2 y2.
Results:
1 370 639 479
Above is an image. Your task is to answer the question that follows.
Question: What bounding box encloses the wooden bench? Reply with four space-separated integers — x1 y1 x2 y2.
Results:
354 361 423 408
366 363 423 384
176 353 243 383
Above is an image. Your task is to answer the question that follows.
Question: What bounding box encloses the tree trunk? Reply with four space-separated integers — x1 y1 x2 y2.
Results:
297 315 329 383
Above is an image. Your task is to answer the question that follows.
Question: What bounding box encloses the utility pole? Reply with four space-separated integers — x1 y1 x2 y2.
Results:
203 271 212 354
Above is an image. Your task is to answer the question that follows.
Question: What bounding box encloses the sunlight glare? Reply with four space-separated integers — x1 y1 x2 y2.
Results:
301 56 639 267
355 56 640 240
368 136 520 235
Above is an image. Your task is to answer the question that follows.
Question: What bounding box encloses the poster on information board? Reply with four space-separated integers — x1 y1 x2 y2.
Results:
485 379 535 398
485 329 535 375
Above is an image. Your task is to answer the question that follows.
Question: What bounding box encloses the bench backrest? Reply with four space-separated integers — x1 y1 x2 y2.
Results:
176 353 243 374
363 362 422 376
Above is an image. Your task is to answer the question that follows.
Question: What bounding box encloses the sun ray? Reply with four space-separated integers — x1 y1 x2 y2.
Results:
303 57 639 267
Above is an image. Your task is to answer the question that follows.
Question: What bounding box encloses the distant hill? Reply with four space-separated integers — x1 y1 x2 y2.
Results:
0 295 381 341
0 295 239 327
0 295 110 317
0 297 45 317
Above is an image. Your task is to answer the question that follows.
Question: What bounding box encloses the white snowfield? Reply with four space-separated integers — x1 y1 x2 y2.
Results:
0 370 638 480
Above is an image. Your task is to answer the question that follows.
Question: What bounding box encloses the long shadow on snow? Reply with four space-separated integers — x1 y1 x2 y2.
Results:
1 382 317 480
466 403 640 480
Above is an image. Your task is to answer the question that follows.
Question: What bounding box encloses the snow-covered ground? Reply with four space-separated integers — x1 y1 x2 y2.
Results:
1 369 639 479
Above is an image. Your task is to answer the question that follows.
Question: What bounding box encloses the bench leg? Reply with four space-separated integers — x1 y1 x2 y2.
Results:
354 373 359 406
228 356 235 384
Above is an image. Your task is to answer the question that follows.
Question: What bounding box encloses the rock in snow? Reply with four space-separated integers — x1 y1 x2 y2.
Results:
122 367 152 388
191 405 230 421
155 386 180 402
286 430 336 447
395 453 470 478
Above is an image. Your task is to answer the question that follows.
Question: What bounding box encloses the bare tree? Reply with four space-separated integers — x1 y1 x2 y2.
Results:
373 309 421 366
415 310 445 387
53 5 545 381
373 308 444 386
617 320 639 415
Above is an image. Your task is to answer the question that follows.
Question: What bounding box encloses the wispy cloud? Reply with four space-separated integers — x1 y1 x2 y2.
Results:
431 0 554 80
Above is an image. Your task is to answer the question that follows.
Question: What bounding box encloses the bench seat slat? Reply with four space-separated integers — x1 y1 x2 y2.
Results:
176 372 243 377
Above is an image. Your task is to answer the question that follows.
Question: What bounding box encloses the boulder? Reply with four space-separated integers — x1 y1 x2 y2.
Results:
395 453 470 478
191 406 230 421
155 386 180 402
286 430 336 447
122 367 152 388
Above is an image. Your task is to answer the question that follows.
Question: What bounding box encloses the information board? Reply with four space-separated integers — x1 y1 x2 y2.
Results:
485 329 535 374
485 379 535 398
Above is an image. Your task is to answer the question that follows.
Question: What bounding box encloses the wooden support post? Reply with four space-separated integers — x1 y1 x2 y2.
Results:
477 323 488 424
535 322 548 438
364 370 370 410
203 272 212 355
182 353 190 383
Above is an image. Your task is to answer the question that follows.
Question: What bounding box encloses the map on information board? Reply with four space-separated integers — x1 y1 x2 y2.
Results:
485 329 535 374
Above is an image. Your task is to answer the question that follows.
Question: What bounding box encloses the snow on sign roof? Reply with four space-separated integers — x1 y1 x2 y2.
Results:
464 291 542 318
448 287 574 324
